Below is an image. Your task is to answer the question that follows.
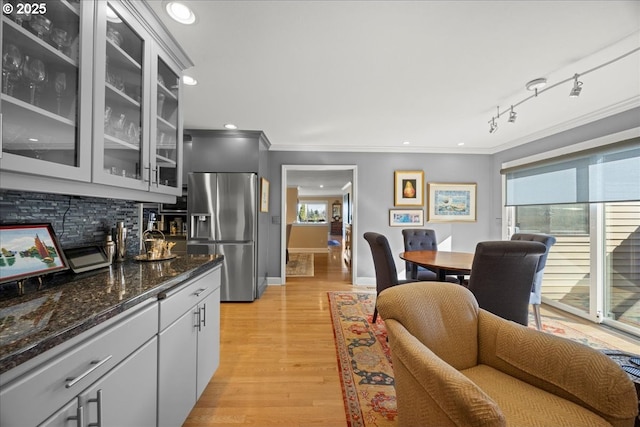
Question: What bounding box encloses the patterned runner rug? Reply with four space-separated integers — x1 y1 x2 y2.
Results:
286 253 314 277
328 291 623 427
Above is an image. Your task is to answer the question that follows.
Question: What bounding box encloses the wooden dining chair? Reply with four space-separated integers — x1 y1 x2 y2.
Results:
467 240 546 326
364 232 417 322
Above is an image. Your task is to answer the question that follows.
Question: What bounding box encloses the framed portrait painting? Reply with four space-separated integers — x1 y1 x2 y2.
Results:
389 209 424 227
260 178 270 212
427 182 477 222
394 170 424 206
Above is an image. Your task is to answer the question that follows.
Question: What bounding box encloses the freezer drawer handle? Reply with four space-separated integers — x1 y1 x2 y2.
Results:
193 287 207 297
65 356 113 389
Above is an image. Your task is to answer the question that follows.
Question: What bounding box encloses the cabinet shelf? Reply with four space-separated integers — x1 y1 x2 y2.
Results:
2 93 76 126
2 17 79 68
158 82 178 101
106 82 141 108
106 38 142 71
157 116 176 132
104 133 140 151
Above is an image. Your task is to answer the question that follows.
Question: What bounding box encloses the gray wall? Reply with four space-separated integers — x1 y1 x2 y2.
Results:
267 151 494 282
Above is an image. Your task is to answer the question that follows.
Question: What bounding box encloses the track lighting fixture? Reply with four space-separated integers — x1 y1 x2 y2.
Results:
569 73 583 97
489 117 498 134
486 47 639 134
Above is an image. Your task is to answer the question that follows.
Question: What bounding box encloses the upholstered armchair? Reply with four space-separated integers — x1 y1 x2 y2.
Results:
377 282 638 427
510 232 557 330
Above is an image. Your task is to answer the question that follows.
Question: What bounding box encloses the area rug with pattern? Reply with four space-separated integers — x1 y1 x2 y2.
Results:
286 253 314 277
328 291 626 427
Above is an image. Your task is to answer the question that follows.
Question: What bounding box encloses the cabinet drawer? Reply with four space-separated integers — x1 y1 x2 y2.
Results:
0 301 158 427
159 266 221 331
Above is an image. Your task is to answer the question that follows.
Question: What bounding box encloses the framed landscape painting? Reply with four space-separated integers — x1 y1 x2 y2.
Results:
394 170 424 206
389 209 424 227
427 183 477 222
260 177 270 212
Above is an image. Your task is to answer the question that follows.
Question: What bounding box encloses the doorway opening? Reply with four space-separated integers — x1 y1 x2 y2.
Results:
281 165 357 285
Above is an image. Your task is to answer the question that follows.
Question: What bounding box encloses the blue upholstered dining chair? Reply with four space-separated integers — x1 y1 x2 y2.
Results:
510 233 557 330
402 229 460 284
364 232 417 323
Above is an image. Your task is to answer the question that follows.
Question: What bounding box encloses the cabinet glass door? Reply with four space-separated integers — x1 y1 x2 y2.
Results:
100 3 144 184
153 57 181 190
1 0 91 179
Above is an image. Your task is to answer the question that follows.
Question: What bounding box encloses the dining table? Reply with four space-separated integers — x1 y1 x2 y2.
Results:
399 250 474 282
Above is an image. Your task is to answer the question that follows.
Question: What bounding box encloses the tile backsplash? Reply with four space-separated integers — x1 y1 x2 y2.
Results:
0 190 140 256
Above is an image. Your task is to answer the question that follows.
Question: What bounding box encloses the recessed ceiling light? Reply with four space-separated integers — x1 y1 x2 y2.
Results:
182 75 197 86
224 123 237 130
165 1 196 25
28 138 39 142
402 141 410 145
319 185 324 188
457 142 465 146
525 78 547 91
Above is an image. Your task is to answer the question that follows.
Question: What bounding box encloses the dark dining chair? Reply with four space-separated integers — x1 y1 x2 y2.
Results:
510 233 557 330
364 232 417 322
467 240 546 326
402 229 460 284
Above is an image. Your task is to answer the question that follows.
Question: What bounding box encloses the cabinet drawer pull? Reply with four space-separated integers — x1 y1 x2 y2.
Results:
88 389 103 427
200 304 206 327
66 397 83 427
194 308 202 332
65 356 113 389
193 288 207 297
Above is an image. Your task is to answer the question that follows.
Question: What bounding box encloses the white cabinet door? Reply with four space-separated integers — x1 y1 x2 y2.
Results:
196 287 221 399
158 307 198 427
39 337 157 427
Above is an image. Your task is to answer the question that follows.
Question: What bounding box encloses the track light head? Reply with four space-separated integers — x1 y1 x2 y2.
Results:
569 73 583 97
508 106 517 123
489 117 498 134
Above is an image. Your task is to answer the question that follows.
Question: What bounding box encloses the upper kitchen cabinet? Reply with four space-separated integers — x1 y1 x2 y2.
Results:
92 0 186 196
0 0 94 181
0 0 192 202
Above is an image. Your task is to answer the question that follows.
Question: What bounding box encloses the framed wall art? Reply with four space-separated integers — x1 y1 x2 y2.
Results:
394 170 424 206
260 177 270 212
0 223 68 285
389 209 424 227
427 182 477 222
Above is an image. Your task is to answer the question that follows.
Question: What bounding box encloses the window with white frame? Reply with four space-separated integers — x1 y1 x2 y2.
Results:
297 201 328 223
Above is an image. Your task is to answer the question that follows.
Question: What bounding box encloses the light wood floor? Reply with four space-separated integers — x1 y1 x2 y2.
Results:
184 244 640 426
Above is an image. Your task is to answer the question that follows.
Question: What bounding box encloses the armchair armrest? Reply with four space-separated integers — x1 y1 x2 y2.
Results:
385 319 506 427
477 310 638 425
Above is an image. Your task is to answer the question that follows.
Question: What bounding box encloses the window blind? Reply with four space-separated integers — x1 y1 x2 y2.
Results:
502 138 640 206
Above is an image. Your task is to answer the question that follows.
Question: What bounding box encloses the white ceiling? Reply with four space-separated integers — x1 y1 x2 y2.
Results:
146 0 640 155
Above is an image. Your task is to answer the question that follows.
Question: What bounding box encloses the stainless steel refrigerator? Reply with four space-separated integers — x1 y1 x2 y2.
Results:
187 172 258 301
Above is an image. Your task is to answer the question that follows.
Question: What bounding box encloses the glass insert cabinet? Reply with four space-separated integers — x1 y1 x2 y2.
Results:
1 0 191 199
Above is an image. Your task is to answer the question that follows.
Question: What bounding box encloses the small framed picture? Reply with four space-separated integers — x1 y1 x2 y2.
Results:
389 209 424 227
394 170 424 206
260 177 270 212
427 182 477 222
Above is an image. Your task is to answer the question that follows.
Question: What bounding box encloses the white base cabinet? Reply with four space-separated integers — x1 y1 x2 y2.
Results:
39 336 157 427
158 267 221 427
0 264 222 427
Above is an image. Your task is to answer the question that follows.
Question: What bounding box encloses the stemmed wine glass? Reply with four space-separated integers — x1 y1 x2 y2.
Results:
2 43 23 96
54 72 67 115
22 55 47 106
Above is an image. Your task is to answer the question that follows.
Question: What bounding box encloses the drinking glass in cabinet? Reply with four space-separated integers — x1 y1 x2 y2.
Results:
29 16 52 40
54 73 67 116
22 55 47 106
50 28 72 52
2 43 23 96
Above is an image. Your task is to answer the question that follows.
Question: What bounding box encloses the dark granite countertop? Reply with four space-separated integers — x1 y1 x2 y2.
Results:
0 254 223 375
